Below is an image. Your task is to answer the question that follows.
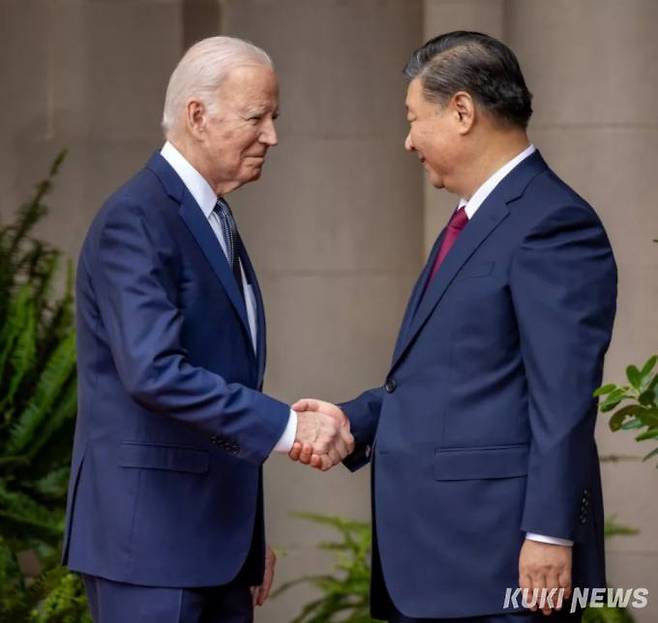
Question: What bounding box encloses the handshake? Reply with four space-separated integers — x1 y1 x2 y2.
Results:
289 399 354 471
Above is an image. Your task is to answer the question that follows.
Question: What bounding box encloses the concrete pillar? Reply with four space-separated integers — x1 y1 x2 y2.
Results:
219 1 423 620
183 0 221 48
506 3 658 620
0 0 184 262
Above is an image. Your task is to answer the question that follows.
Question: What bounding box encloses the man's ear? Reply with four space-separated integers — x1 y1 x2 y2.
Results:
185 99 208 140
451 91 476 134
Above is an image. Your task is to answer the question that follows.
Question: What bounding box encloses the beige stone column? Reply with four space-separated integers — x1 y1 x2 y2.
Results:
219 1 423 620
0 0 184 261
507 3 658 621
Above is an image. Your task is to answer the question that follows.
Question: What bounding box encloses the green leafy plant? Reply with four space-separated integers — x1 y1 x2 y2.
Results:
0 151 88 622
582 605 636 623
27 564 92 623
274 513 382 623
595 355 658 466
604 515 639 540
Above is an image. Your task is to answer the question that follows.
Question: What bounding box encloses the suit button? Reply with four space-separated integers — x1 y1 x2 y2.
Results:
384 378 397 393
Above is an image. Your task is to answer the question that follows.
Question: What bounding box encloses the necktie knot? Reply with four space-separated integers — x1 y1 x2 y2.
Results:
424 206 469 287
214 197 234 222
448 206 469 231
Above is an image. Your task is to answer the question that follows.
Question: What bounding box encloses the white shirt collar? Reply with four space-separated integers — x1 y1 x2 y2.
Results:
160 141 218 218
460 144 536 218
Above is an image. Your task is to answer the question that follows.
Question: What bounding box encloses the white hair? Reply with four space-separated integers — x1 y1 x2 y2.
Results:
161 36 272 135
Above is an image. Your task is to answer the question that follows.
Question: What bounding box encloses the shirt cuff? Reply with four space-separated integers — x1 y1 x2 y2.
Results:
272 409 298 453
526 532 573 547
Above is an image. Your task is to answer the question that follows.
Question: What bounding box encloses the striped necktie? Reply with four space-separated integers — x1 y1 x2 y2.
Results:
214 198 244 299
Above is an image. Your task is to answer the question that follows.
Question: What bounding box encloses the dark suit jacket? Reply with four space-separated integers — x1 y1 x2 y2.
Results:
63 152 290 587
342 151 617 619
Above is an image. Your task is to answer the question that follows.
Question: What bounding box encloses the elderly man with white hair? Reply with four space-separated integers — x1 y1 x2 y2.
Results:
62 36 353 623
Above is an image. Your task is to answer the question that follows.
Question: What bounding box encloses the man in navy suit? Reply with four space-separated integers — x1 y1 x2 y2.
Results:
292 32 617 622
63 36 353 623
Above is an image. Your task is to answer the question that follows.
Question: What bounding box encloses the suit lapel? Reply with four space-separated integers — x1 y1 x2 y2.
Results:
391 199 509 370
146 152 253 346
392 229 446 362
178 197 253 342
390 150 549 371
237 235 267 387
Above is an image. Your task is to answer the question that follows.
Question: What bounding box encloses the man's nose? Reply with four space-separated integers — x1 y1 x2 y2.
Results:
260 119 278 147
404 132 414 152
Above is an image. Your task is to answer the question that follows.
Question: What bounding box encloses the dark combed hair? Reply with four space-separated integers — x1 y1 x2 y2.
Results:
404 31 533 129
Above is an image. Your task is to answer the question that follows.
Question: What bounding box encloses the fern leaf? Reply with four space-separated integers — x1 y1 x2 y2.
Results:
5 295 37 407
25 380 77 462
0 284 33 392
0 481 64 540
39 260 74 354
27 466 71 501
28 569 91 623
5 330 76 455
0 534 27 617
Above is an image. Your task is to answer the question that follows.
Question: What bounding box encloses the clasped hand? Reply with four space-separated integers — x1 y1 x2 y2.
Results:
289 399 354 471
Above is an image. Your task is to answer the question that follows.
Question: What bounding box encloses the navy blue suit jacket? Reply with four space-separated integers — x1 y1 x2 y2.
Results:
342 151 617 619
62 153 290 587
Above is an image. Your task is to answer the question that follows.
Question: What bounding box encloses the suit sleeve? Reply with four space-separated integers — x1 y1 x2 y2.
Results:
340 386 385 472
510 203 617 540
89 199 290 465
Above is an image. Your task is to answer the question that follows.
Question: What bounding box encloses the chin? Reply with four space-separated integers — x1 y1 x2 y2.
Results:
427 173 445 189
239 168 262 185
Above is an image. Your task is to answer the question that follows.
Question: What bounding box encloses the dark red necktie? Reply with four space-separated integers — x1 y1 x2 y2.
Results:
427 206 469 284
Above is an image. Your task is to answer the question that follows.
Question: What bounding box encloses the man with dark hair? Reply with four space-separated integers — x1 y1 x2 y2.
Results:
292 31 616 622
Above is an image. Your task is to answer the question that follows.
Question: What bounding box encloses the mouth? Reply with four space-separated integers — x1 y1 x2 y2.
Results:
244 156 266 168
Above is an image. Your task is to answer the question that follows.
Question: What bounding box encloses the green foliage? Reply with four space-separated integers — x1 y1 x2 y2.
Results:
0 151 89 622
274 513 383 623
0 544 89 623
595 354 658 466
0 534 26 615
28 565 92 623
604 515 639 539
582 604 636 623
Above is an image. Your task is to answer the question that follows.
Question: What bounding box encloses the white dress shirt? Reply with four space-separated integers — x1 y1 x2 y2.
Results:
456 143 572 547
459 144 537 216
160 142 297 453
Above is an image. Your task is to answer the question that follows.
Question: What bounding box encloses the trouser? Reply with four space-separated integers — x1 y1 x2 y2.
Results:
82 573 253 623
